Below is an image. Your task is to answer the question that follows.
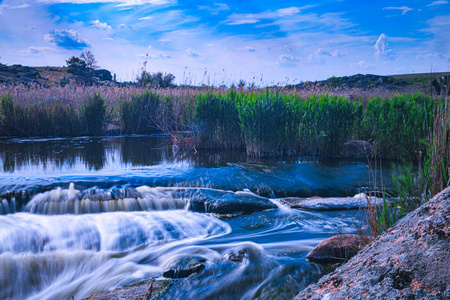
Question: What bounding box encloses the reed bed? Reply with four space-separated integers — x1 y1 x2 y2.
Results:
0 83 439 161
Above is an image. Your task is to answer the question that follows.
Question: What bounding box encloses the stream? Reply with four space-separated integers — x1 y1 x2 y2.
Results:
0 135 400 299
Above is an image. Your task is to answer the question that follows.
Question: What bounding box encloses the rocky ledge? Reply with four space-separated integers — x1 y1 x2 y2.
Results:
280 193 387 211
295 186 450 300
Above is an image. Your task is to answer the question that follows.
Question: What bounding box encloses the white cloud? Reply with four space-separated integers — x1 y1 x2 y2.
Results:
277 7 300 17
198 3 230 14
350 60 374 70
225 5 315 26
138 53 172 59
185 48 202 57
374 33 396 59
20 46 53 56
36 0 172 5
139 16 152 20
227 16 260 25
277 54 299 67
90 20 112 30
244 46 256 52
427 1 448 6
383 6 413 15
416 52 446 60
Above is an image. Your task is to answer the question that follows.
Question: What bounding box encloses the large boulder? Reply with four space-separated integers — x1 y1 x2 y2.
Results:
306 234 368 264
295 186 450 300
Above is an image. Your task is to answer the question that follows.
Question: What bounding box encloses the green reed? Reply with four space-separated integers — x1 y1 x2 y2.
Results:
194 90 243 149
118 90 160 134
298 93 362 157
360 94 434 160
236 90 301 157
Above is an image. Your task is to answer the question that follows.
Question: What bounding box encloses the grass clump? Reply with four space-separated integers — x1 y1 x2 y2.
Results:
119 91 160 134
360 94 434 160
194 91 243 149
236 90 301 157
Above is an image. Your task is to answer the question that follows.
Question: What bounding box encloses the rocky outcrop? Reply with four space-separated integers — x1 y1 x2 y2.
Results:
295 186 450 300
280 194 387 211
306 234 368 264
0 64 115 86
294 74 408 90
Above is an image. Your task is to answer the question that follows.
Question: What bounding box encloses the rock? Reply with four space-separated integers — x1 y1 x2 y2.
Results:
295 186 450 300
94 69 113 81
163 256 206 279
226 249 248 263
339 140 373 158
306 234 368 264
188 189 277 215
83 279 172 300
280 194 387 211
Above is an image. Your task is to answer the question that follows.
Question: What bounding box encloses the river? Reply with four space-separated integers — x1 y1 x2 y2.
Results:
0 135 399 299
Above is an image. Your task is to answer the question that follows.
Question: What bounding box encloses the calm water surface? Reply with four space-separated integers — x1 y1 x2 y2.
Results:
0 136 400 299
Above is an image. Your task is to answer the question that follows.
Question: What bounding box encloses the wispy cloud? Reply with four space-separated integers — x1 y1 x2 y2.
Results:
383 6 413 15
277 54 299 67
138 16 152 20
198 3 230 15
20 46 53 56
427 1 448 6
44 29 90 49
90 20 112 30
185 48 202 57
36 0 172 5
225 6 314 26
416 52 446 59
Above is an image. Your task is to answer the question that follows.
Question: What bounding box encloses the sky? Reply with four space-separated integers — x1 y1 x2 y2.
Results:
0 0 449 85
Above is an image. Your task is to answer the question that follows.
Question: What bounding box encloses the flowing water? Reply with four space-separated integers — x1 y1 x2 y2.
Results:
0 135 401 299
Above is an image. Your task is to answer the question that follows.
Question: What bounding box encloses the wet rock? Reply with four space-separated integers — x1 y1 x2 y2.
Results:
306 234 368 264
83 279 172 300
339 140 373 158
226 249 248 263
280 194 387 211
295 186 450 300
188 189 277 215
163 256 206 279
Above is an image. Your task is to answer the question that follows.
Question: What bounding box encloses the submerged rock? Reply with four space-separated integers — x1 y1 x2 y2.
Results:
83 279 172 300
188 189 277 215
280 194 387 211
295 186 450 300
339 140 374 158
306 234 368 264
163 256 206 279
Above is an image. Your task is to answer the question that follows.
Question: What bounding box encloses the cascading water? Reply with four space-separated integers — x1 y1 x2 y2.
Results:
0 136 398 299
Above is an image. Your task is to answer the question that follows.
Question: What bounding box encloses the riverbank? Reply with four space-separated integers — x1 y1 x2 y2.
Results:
0 85 438 160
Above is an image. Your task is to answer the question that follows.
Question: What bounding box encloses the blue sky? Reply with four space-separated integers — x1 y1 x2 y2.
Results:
0 0 449 85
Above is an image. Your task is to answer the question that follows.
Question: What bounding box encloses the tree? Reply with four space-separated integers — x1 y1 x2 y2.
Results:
66 56 87 69
80 51 98 70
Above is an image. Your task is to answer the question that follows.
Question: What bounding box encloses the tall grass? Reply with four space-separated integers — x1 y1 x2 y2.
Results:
298 94 362 157
119 91 160 134
194 91 243 149
0 84 441 163
360 94 434 160
236 90 301 156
